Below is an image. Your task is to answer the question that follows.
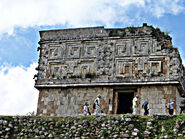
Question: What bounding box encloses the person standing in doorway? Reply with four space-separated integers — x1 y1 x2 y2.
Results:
168 100 174 115
94 94 101 115
108 99 112 114
180 99 185 114
132 95 139 114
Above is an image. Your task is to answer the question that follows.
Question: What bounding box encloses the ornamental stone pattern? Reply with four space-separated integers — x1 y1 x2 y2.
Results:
35 24 185 116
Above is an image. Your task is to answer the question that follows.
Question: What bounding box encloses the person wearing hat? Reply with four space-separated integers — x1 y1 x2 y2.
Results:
132 94 139 114
94 94 101 115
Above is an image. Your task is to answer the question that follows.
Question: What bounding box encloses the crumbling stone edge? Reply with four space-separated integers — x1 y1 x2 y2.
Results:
0 114 185 138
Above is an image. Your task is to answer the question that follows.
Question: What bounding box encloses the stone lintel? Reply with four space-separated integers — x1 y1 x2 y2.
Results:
35 81 179 88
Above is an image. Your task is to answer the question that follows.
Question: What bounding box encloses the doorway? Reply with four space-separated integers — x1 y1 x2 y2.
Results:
117 92 134 114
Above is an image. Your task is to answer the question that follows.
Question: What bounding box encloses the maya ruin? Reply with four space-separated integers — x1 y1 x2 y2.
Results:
35 23 185 116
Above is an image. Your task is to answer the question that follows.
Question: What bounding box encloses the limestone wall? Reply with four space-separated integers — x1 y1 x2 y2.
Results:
140 85 180 115
37 85 182 116
37 87 113 116
0 115 185 138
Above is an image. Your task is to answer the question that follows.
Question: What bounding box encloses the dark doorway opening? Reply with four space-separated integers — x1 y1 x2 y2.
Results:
117 92 134 114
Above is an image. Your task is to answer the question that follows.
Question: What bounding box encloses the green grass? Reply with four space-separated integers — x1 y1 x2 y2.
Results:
153 115 185 138
101 129 109 137
2 116 13 121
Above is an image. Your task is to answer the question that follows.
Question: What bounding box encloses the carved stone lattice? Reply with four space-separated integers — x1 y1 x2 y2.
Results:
47 62 63 79
169 58 180 77
82 42 96 58
116 40 131 57
150 61 161 75
48 47 61 59
116 60 132 77
46 60 96 79
66 44 81 58
96 43 114 76
36 26 184 85
133 41 149 56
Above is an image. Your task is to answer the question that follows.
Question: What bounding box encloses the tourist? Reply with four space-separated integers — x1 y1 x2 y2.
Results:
108 99 112 114
142 101 149 115
168 100 174 115
144 103 149 116
94 94 101 115
84 102 91 116
180 99 185 114
132 95 139 114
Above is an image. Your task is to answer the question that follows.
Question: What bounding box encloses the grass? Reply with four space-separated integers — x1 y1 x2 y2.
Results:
55 120 63 127
79 115 97 121
122 30 126 36
129 27 135 34
154 115 185 138
101 129 109 137
2 116 13 121
169 45 173 49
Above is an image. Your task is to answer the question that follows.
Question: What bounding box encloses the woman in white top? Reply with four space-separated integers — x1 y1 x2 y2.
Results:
84 102 91 116
94 95 101 115
132 95 139 114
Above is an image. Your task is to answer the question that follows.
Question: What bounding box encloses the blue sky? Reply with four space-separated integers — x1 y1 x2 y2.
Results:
0 0 185 115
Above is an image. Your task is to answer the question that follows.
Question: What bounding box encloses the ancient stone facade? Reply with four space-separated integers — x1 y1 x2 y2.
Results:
35 24 185 116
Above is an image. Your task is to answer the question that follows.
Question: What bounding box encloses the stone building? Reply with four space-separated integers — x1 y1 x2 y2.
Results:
35 23 185 116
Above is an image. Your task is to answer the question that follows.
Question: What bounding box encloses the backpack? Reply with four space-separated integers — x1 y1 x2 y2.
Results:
87 107 91 115
93 103 96 109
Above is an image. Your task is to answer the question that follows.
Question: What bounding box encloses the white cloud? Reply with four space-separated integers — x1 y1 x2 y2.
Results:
0 0 184 35
0 62 39 115
146 0 185 18
182 59 185 66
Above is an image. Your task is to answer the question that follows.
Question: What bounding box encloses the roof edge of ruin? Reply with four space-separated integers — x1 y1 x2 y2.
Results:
38 23 172 43
39 26 105 33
